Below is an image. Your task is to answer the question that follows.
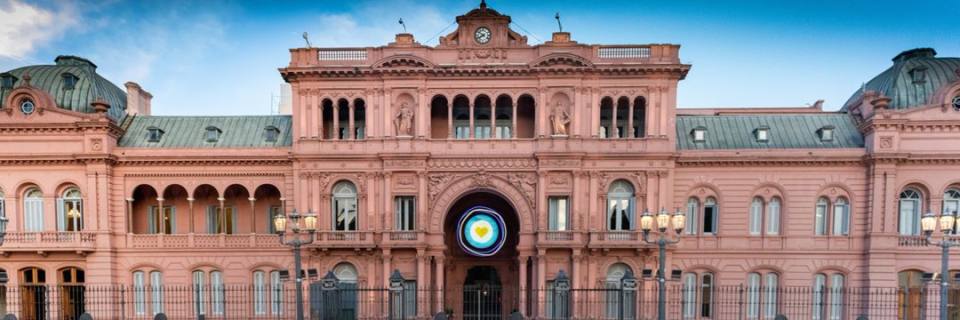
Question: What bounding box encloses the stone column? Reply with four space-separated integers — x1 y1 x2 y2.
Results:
627 99 635 138
187 198 195 233
417 172 428 231
382 249 392 288
572 251 583 317
348 100 356 139
383 173 392 230
333 102 340 140
536 250 547 317
156 197 165 234
469 101 475 139
435 256 445 314
512 98 518 139
249 197 257 233
518 255 529 317
418 89 427 138
447 99 454 139
126 198 134 233
417 249 427 317
217 197 226 234
315 94 323 139
490 99 496 139
611 99 619 138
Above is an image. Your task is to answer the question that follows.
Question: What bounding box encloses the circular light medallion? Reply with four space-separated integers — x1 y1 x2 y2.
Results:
20 99 35 115
457 206 506 257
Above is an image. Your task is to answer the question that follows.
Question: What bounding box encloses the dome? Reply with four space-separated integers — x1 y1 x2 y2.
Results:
0 55 127 121
843 48 960 111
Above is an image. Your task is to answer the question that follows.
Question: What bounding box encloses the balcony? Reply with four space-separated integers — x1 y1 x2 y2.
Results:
1 232 97 255
381 230 425 248
898 235 960 247
588 231 648 249
125 233 285 249
536 231 585 248
311 231 376 249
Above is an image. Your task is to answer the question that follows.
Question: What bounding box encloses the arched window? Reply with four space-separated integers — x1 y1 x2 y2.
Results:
0 190 6 225
332 263 359 316
682 272 715 319
899 270 925 320
746 272 779 319
150 271 163 315
832 197 850 235
703 197 718 234
811 273 845 320
210 271 224 315
20 267 46 320
133 270 162 316
23 188 43 232
270 270 283 315
815 197 829 235
685 198 699 235
192 271 206 316
254 271 266 315
605 263 636 319
899 189 923 235
606 180 635 231
134 271 146 315
750 197 764 235
332 182 358 231
767 197 781 235
945 189 960 232
58 187 83 231
334 263 358 283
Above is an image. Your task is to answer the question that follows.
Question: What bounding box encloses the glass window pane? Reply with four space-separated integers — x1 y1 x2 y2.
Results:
750 198 763 235
767 198 780 235
816 198 828 235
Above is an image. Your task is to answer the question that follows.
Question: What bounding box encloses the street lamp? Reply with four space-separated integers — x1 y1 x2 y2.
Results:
0 215 8 245
640 208 686 320
921 210 959 320
274 209 318 320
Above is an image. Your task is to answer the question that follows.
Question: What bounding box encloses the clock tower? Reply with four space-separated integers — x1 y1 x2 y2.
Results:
438 0 529 49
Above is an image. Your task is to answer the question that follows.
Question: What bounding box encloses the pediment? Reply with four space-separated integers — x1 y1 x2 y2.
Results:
373 55 436 70
530 53 593 69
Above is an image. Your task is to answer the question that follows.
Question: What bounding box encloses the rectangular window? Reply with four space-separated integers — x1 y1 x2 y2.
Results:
607 198 633 231
211 271 224 315
334 197 358 231
815 200 828 235
150 271 163 315
701 274 714 318
496 125 511 139
193 271 206 316
812 274 826 320
270 271 283 315
703 201 718 234
899 199 919 235
548 196 570 231
682 274 697 319
828 274 844 320
763 274 779 319
746 273 760 319
134 272 146 315
56 197 83 232
24 197 44 232
474 126 491 139
207 206 237 234
395 196 416 231
749 199 763 235
767 199 780 235
254 271 266 315
148 206 175 234
685 199 699 235
832 202 850 236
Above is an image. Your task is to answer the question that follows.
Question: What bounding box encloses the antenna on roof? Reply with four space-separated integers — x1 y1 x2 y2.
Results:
302 32 312 48
399 18 407 33
555 12 563 32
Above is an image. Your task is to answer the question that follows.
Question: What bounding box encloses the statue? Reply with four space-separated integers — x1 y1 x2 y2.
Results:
394 102 414 136
549 101 571 136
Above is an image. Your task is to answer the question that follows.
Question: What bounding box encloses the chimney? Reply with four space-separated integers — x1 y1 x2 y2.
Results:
124 81 153 116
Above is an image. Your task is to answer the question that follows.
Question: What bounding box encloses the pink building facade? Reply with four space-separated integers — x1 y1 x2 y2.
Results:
2 2 960 319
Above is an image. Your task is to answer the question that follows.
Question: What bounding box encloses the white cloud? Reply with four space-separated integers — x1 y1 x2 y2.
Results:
0 0 77 59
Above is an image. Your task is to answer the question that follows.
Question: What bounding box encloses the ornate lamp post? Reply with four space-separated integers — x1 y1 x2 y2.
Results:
921 210 959 320
640 208 686 320
0 215 8 245
273 209 318 320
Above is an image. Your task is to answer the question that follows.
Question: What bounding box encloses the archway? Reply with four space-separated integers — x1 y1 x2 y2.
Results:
443 191 519 319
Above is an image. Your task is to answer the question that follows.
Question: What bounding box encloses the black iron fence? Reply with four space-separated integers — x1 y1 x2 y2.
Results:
0 283 957 319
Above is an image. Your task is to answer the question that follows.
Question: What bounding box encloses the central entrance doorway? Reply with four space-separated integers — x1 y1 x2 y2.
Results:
444 191 520 320
463 266 502 320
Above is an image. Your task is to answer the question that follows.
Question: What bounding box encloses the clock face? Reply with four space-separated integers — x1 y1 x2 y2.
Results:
474 27 491 44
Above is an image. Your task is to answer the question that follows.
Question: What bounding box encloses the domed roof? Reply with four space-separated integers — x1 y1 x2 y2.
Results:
0 55 127 121
843 48 960 111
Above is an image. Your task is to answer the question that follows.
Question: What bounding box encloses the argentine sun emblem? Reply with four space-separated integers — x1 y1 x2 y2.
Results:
457 206 507 257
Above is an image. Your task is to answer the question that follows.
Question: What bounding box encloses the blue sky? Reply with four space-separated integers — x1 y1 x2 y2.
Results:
1 0 958 115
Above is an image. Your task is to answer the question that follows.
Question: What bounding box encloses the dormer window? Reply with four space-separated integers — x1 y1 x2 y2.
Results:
61 73 79 90
264 125 280 142
754 126 770 143
909 67 928 84
818 125 835 142
692 126 707 143
205 126 222 143
147 127 164 142
1 74 15 89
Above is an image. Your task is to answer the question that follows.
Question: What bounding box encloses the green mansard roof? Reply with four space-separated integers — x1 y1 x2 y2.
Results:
0 56 128 121
676 113 864 150
119 115 293 148
843 48 960 111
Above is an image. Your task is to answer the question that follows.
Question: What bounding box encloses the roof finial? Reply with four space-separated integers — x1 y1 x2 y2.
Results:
398 18 406 33
480 0 487 10
302 32 312 48
555 12 563 32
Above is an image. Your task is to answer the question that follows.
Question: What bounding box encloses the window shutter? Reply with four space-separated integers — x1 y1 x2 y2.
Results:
56 198 66 231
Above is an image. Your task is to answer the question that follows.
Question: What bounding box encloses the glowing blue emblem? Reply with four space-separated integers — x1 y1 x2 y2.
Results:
457 206 507 257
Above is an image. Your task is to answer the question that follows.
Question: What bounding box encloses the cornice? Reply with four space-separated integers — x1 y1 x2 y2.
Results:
123 171 286 178
281 64 690 80
0 154 117 166
117 156 291 167
676 155 865 167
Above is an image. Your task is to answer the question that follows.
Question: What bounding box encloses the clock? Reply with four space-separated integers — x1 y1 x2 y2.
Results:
474 27 491 44
20 99 35 115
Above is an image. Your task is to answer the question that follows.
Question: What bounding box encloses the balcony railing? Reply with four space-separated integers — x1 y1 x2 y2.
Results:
536 231 585 248
597 46 651 59
313 231 376 248
125 233 285 249
1 232 97 252
588 230 647 249
898 235 960 247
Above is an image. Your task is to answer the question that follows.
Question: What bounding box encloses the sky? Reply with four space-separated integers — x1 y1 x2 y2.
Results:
0 0 958 115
